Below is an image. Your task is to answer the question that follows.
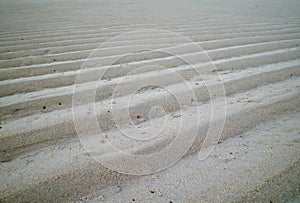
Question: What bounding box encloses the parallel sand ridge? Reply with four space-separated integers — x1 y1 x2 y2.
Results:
0 0 300 202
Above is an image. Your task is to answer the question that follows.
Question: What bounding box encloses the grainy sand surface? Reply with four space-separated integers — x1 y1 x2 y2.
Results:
0 0 300 202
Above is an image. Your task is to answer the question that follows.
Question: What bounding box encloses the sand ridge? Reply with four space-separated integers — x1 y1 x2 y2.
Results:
0 0 300 202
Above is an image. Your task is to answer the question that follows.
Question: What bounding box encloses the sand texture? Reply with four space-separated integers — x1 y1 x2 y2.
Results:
0 0 300 202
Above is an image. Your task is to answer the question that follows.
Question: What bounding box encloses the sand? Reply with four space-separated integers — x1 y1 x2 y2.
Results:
0 0 299 202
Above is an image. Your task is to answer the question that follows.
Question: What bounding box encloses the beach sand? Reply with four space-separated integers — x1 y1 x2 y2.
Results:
0 0 299 202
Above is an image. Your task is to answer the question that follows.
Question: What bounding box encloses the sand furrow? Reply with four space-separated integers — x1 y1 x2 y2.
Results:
1 31 300 61
1 16 299 37
1 46 299 97
0 77 299 202
1 21 299 47
1 32 299 75
0 57 299 121
1 27 300 67
1 1 299 201
1 66 299 160
1 25 299 55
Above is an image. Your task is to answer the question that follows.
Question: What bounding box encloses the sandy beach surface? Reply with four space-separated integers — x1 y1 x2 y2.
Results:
0 0 300 202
